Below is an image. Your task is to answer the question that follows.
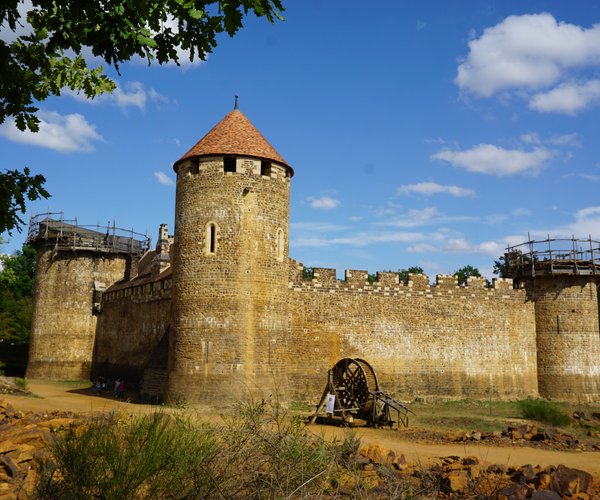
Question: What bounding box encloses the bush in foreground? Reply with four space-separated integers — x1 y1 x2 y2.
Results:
517 399 571 427
37 399 417 498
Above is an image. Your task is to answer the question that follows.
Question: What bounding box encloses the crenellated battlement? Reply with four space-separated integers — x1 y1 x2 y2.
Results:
27 107 600 403
103 272 172 305
289 261 520 299
176 156 290 184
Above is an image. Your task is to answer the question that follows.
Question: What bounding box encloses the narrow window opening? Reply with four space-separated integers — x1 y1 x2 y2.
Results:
276 228 284 262
209 224 216 254
261 160 272 176
190 159 200 175
224 156 236 173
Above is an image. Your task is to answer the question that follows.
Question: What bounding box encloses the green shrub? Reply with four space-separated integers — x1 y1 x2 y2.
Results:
517 399 570 427
36 411 217 499
37 398 430 498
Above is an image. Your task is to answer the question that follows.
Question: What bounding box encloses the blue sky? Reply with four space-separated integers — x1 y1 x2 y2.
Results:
3 0 600 280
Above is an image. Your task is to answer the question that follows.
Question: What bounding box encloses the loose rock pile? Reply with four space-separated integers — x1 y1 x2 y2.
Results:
457 424 600 452
0 399 79 499
353 443 597 499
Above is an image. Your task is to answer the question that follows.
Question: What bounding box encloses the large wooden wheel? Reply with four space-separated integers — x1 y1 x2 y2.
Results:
332 358 379 418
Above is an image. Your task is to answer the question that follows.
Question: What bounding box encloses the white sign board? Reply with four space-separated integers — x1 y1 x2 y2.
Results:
325 393 335 414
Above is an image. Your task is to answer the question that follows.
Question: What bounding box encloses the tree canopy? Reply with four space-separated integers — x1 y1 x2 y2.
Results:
0 0 284 234
453 265 482 286
0 243 37 344
0 168 49 235
398 266 424 284
493 256 508 278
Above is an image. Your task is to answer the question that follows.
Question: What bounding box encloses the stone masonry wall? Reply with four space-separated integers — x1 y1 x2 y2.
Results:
526 276 600 401
168 157 291 403
27 247 128 380
93 275 172 385
285 262 539 403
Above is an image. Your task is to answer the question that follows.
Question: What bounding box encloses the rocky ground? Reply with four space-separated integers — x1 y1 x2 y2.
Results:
0 387 600 500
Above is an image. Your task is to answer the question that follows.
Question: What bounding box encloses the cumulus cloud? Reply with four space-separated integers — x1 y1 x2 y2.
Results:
0 110 101 152
545 206 600 238
529 79 600 115
456 13 600 98
398 181 475 197
308 196 340 210
432 144 552 176
154 171 175 187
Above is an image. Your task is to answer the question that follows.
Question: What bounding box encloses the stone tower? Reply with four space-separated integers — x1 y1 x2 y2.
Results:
26 216 149 380
506 239 600 401
167 107 293 403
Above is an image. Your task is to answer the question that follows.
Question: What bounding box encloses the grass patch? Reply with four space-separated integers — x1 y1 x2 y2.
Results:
13 377 28 390
517 399 571 427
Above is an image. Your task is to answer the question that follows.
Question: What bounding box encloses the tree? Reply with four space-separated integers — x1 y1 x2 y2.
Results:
398 266 424 285
493 255 508 278
0 243 37 344
0 0 284 233
453 265 481 286
0 168 50 235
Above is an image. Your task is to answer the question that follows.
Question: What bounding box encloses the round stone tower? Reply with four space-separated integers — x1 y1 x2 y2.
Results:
26 215 149 380
167 107 293 404
506 238 600 401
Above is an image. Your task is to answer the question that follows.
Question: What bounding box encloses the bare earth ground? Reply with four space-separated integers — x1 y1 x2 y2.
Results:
4 381 600 482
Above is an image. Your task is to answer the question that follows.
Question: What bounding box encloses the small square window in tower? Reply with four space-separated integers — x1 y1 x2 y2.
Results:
261 160 272 177
224 156 236 173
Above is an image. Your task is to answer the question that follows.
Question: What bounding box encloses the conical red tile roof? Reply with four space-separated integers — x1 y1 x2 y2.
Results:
174 109 292 174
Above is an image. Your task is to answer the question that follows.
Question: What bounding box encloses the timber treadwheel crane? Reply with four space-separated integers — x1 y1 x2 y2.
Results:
311 358 414 429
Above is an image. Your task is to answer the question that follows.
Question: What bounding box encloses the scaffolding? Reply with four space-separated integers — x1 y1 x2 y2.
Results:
26 212 151 255
505 235 600 279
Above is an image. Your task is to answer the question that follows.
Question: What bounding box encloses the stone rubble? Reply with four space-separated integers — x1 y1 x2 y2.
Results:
0 398 598 499
456 423 600 452
355 443 598 499
0 399 79 500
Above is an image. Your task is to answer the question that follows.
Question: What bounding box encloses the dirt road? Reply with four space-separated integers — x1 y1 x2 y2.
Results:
5 381 600 480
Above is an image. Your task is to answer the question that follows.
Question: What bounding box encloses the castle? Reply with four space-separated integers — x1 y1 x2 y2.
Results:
25 107 600 404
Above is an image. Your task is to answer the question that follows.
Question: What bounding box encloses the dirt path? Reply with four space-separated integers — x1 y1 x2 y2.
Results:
3 381 157 415
4 381 600 480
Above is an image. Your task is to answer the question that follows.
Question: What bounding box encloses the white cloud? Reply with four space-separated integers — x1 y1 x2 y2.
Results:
456 13 600 98
308 196 340 210
130 15 205 69
112 82 148 109
0 0 33 43
398 181 475 197
511 208 532 216
293 231 424 248
408 236 520 256
529 79 600 115
407 243 438 253
520 132 580 147
0 110 101 152
154 171 175 187
445 238 472 252
549 206 600 238
291 222 348 233
382 207 439 228
67 81 173 110
432 144 552 176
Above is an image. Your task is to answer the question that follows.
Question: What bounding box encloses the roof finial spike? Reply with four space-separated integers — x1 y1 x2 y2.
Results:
234 95 239 110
